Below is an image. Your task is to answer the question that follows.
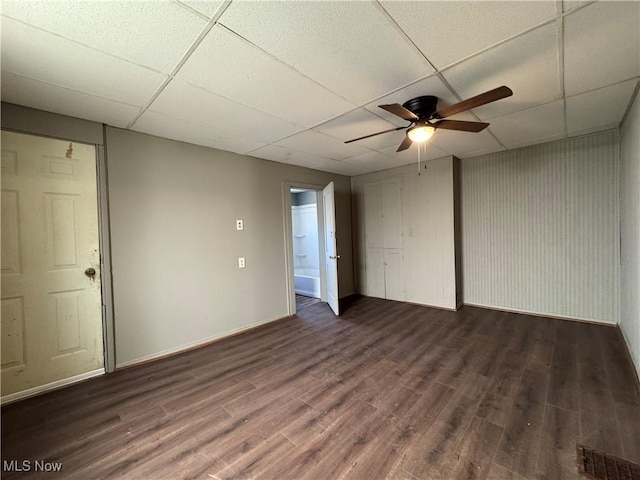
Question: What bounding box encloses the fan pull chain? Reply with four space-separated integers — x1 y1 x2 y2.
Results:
417 142 421 175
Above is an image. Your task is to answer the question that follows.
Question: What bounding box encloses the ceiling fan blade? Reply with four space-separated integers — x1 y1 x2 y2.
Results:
434 120 490 132
434 86 513 119
396 135 413 152
344 126 406 144
379 103 419 122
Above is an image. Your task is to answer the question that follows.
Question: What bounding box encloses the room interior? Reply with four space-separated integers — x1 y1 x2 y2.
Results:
1 1 639 479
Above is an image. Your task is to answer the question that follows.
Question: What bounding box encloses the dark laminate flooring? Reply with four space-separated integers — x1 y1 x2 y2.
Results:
2 296 639 479
295 294 321 311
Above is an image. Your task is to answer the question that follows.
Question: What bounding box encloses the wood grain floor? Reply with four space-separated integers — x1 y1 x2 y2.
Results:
2 296 639 480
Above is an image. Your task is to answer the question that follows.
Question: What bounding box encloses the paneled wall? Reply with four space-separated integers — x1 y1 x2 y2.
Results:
461 130 620 324
620 90 640 375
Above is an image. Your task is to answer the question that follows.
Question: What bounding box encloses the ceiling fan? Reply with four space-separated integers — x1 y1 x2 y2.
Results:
345 86 513 152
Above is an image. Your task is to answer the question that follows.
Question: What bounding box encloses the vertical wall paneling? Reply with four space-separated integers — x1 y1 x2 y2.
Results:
461 130 620 324
619 90 640 376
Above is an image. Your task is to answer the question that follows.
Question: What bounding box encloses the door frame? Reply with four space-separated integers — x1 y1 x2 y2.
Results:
282 181 327 316
1 108 116 375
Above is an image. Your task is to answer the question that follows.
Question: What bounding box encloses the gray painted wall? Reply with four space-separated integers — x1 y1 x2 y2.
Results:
620 90 640 376
105 127 353 366
461 130 620 324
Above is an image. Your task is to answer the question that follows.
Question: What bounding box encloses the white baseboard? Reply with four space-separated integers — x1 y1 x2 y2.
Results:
116 314 286 370
462 302 617 325
1 368 105 405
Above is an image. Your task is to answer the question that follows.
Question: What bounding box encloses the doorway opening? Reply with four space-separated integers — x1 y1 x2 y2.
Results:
284 181 340 316
291 188 323 312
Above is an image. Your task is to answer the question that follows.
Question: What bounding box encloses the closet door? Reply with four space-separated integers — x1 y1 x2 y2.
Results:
366 248 385 299
384 249 405 301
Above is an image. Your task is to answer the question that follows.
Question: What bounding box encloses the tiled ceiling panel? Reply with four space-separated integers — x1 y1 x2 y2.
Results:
431 129 505 159
180 1 225 19
380 141 449 163
381 1 558 69
564 1 640 96
343 150 408 174
218 1 434 104
148 79 302 143
443 23 561 121
1 0 638 176
133 110 266 155
177 25 356 128
1 17 166 107
566 79 639 135
313 108 400 149
248 145 330 169
1 72 140 128
1 0 207 73
489 100 566 148
274 130 371 161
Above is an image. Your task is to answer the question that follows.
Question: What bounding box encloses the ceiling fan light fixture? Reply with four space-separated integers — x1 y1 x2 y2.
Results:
407 124 435 143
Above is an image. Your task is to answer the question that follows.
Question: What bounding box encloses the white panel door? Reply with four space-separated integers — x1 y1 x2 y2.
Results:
1 131 104 398
323 182 339 315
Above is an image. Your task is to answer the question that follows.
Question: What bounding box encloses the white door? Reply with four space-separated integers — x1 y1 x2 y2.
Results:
1 131 104 399
322 182 339 315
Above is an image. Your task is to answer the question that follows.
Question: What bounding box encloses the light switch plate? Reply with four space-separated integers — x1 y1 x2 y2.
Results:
238 257 245 268
236 219 244 230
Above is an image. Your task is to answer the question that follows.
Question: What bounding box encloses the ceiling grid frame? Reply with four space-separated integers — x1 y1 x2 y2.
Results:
1 0 637 175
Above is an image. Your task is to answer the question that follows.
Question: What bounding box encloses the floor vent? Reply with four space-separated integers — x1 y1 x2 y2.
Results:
578 445 640 480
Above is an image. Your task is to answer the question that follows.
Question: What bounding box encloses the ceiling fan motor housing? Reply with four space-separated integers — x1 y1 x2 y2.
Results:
402 95 438 120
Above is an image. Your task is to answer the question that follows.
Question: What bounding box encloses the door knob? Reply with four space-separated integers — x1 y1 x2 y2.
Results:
329 255 341 260
85 267 96 280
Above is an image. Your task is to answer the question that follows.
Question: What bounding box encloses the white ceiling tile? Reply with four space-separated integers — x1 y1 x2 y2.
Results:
379 141 450 163
430 129 505 158
566 79 639 134
365 75 459 127
133 110 265 155
311 161 363 176
381 1 558 69
248 145 331 169
148 79 302 143
1 72 139 128
274 130 370 161
343 150 407 174
564 1 640 95
563 1 591 14
1 17 166 107
314 108 401 149
218 1 433 104
489 100 566 148
177 25 356 128
1 0 206 73
443 24 561 120
179 1 225 19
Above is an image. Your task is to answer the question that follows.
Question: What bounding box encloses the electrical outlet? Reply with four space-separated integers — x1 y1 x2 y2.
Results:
236 219 243 230
238 257 245 268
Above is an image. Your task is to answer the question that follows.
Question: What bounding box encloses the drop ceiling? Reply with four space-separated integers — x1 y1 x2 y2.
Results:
1 1 638 176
